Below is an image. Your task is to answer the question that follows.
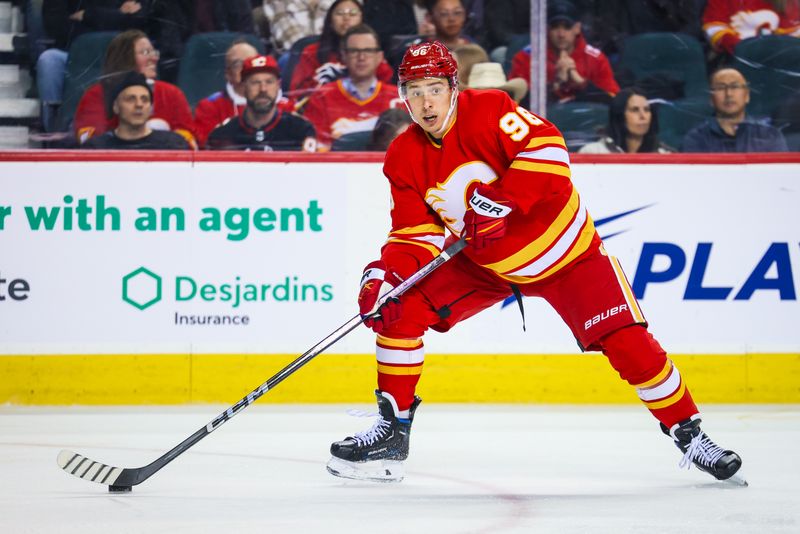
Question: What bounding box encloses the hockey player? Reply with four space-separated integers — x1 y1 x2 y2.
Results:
326 40 744 484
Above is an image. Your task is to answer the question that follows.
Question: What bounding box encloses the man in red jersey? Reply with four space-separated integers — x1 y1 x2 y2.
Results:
326 40 744 485
303 24 403 150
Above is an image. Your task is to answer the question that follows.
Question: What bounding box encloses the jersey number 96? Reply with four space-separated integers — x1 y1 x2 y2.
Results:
499 107 544 141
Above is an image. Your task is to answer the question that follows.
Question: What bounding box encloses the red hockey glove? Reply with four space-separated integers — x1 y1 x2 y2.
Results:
463 186 516 251
358 260 403 332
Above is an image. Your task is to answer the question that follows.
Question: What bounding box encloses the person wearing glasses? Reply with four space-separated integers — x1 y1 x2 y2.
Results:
288 0 395 97
682 67 788 152
303 24 403 150
73 30 197 148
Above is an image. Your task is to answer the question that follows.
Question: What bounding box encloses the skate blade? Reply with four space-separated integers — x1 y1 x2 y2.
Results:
723 472 748 487
326 457 405 483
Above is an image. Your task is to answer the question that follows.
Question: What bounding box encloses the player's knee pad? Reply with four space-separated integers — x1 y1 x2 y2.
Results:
600 325 668 385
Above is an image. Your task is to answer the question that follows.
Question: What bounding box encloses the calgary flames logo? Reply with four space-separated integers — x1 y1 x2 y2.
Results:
425 161 498 233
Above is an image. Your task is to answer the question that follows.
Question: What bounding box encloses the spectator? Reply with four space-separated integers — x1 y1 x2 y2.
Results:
261 0 336 54
73 30 197 147
509 0 620 105
303 24 403 150
367 107 412 150
682 67 789 152
194 40 297 147
36 0 153 132
83 71 191 149
289 0 395 97
579 87 674 154
452 42 488 92
207 55 317 151
465 62 528 104
484 0 529 60
424 0 474 50
703 0 800 57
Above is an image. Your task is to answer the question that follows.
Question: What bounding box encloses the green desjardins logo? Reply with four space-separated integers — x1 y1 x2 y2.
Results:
122 267 162 310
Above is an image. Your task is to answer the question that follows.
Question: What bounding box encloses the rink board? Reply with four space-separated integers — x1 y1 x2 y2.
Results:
0 152 798 404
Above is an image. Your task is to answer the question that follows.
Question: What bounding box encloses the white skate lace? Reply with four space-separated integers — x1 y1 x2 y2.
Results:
679 432 726 470
345 409 392 447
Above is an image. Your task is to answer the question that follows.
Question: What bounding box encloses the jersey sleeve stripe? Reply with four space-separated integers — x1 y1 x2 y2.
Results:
509 160 572 179
390 224 445 236
526 136 567 150
516 146 571 166
384 237 442 258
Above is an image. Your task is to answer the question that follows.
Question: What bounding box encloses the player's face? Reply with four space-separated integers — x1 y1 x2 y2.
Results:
710 69 750 119
331 1 362 36
547 21 580 51
404 77 453 135
244 72 280 115
134 37 159 80
342 33 383 81
225 43 259 86
114 86 152 128
624 94 651 138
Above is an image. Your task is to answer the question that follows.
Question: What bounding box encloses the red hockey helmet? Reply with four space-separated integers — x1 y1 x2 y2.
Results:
397 41 458 88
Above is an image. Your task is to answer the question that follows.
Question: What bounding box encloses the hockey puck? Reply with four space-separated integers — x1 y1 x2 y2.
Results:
108 485 132 493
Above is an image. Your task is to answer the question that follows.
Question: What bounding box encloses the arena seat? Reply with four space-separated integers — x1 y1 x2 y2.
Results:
54 31 118 132
732 35 800 119
617 32 708 101
546 101 608 151
177 32 265 109
331 130 372 151
654 98 712 151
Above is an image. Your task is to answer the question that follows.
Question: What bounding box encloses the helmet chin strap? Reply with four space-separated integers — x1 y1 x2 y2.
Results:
401 82 459 139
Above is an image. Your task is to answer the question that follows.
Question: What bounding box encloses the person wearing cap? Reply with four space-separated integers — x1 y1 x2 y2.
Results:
324 40 743 488
82 71 191 150
206 55 317 151
302 23 403 151
508 0 619 104
466 61 527 103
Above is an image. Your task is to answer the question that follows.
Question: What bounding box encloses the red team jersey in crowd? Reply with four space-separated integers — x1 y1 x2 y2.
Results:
702 0 800 53
288 42 395 95
74 80 197 148
382 88 601 288
302 79 403 148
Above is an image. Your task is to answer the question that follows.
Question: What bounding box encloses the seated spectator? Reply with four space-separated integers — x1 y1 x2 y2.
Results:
367 107 412 150
261 0 336 54
73 30 197 147
289 0 395 97
579 87 674 154
703 0 800 57
83 71 191 149
509 0 619 105
37 0 153 132
303 24 403 150
682 67 789 152
465 62 527 103
452 43 489 92
207 55 317 151
194 40 297 147
424 0 474 50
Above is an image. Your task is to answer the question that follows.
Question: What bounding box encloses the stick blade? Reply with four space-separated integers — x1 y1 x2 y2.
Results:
57 449 125 487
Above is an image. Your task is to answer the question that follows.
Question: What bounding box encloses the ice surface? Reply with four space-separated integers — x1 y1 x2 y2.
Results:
1 404 797 534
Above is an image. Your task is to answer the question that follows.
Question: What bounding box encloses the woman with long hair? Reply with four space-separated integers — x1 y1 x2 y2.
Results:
73 30 197 147
579 87 674 153
289 0 394 96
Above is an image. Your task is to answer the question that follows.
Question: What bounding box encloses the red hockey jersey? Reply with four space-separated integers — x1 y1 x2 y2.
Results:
302 79 403 149
381 89 599 284
703 0 800 53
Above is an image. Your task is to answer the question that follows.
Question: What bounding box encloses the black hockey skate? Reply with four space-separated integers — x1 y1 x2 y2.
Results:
662 417 747 486
326 390 421 483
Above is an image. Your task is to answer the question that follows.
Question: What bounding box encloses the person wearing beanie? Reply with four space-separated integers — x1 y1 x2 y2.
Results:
83 71 191 150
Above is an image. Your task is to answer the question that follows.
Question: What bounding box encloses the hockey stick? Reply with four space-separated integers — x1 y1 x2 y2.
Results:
57 237 467 492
